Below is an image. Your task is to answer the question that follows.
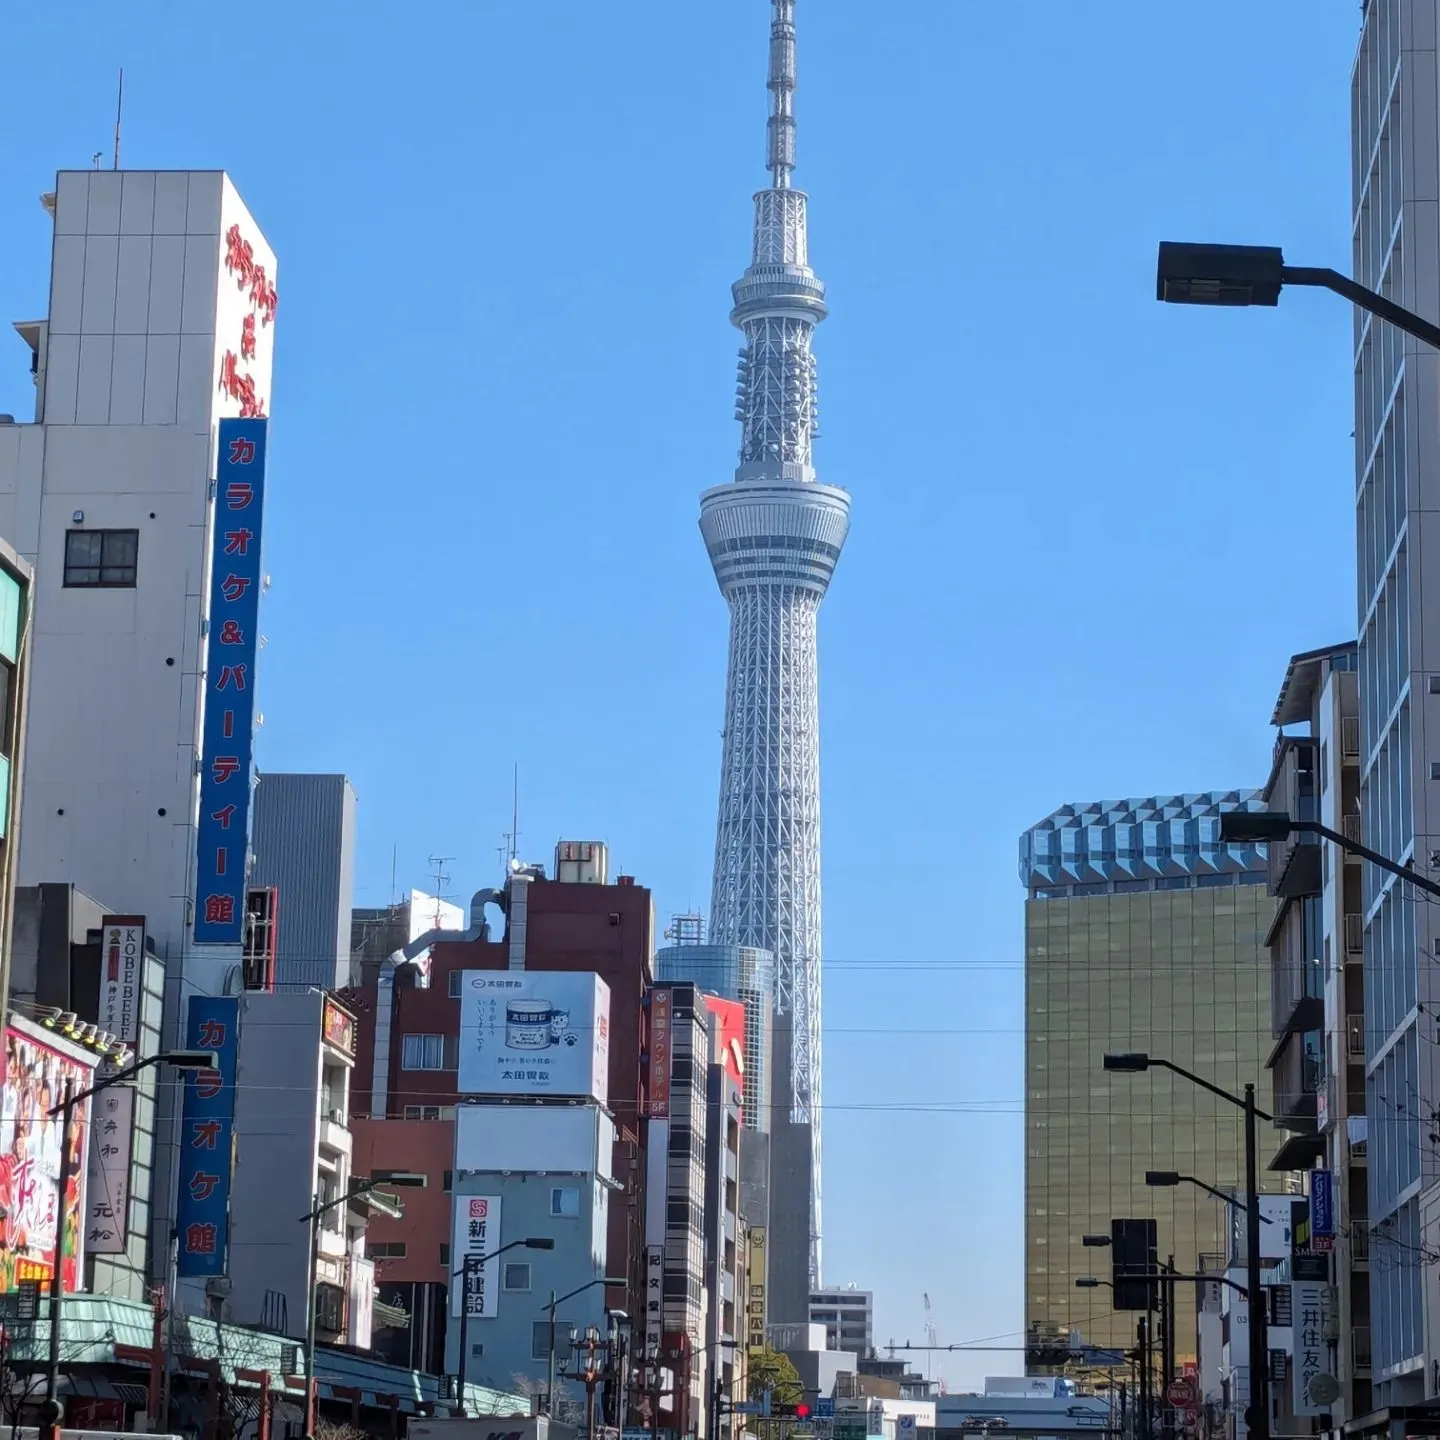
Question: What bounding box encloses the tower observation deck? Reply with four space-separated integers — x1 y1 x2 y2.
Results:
699 0 848 1314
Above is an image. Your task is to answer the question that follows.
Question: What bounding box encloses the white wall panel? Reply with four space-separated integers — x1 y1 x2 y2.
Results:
147 236 184 334
48 236 85 336
80 236 119 335
455 1103 607 1173
152 173 188 235
42 335 79 425
53 172 89 235
114 237 152 335
186 173 223 235
86 173 122 236
141 336 179 425
108 337 147 425
75 335 114 424
176 335 215 427
181 237 218 335
119 173 155 236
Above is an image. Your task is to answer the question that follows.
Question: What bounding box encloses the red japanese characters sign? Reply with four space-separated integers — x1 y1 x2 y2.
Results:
218 223 276 419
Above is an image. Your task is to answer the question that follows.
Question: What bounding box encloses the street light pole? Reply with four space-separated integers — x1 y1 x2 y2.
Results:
542 1274 623 1417
42 1049 217 1440
448 1237 557 1414
301 1173 424 1433
1154 241 1440 351
1103 1054 1272 1440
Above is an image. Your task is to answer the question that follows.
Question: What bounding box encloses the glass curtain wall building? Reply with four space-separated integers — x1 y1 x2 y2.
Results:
1020 794 1276 1360
1349 0 1440 1396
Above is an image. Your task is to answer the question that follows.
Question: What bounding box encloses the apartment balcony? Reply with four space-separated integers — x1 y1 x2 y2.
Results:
1264 739 1320 898
1350 1220 1369 1265
1352 1325 1371 1373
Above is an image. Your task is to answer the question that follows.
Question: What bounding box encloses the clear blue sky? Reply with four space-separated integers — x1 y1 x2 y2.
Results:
0 0 1363 1390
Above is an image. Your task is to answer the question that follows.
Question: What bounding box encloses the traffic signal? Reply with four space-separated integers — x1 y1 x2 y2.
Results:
1111 1218 1158 1311
773 1403 812 1420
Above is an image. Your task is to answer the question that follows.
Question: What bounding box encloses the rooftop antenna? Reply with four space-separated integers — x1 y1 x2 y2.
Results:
389 844 398 906
501 764 520 867
427 854 454 904
113 68 124 171
427 854 455 935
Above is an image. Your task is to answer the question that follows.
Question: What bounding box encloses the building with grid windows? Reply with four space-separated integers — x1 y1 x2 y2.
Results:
1020 794 1276 1362
1348 0 1440 1402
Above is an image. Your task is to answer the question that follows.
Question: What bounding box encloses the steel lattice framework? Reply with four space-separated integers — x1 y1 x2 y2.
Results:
700 0 848 1292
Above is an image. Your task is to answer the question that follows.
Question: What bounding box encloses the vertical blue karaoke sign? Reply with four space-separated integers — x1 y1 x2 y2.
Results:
175 995 240 1277
194 418 267 944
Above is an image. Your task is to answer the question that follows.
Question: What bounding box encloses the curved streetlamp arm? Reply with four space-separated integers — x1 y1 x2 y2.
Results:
1283 267 1440 351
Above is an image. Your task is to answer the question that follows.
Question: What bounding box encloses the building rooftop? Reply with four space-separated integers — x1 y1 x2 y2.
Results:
1270 640 1357 727
1018 791 1268 894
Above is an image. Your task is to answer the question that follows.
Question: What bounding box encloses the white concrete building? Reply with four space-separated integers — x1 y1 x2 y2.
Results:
0 168 278 1275
0 168 276 994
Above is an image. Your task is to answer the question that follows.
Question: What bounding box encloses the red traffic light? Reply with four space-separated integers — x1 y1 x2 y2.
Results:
795 1405 811 1420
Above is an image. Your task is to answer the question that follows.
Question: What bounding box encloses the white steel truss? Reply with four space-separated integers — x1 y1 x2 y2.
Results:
699 0 847 1292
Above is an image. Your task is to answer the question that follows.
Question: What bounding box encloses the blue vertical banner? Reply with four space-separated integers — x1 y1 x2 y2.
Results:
194 418 268 944
175 996 240 1277
1310 1168 1335 1242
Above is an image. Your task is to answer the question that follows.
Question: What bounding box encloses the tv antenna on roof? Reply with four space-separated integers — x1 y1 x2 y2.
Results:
113 68 124 170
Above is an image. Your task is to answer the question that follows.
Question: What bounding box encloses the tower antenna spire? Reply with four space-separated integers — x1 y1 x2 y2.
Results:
766 0 798 189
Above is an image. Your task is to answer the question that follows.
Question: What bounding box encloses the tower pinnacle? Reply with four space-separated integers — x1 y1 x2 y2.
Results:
767 0 798 188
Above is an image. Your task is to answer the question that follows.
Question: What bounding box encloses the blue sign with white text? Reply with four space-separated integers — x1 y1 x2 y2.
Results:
174 996 240 1277
1310 1168 1335 1239
194 418 267 944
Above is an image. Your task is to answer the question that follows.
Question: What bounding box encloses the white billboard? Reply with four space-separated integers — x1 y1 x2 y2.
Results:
451 1195 502 1319
457 972 610 1102
99 917 145 1045
84 1083 135 1256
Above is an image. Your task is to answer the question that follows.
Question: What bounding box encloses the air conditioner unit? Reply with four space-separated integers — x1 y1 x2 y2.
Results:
329 1107 346 1125
206 1277 232 1297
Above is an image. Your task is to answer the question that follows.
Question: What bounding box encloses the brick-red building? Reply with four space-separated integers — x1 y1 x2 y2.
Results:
348 861 656 1368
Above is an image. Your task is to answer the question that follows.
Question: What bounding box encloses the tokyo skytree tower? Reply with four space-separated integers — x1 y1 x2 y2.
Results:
700 0 849 1299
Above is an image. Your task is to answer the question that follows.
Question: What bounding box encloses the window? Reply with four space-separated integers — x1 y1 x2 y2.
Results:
443 1169 453 1192
402 1033 445 1070
439 1243 450 1267
504 1263 531 1292
370 1242 407 1259
532 1321 560 1361
63 528 138 588
550 1187 580 1218
449 971 464 999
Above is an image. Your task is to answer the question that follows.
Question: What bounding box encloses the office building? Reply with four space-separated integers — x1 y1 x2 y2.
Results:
0 169 276 996
1255 644 1372 1426
250 773 358 990
702 995 747 1424
445 1100 615 1406
644 982 713 1438
348 844 655 1373
1349 0 1440 1399
1019 793 1276 1360
0 169 278 1284
655 921 774 1247
227 990 369 1344
700 0 849 1320
809 1285 873 1358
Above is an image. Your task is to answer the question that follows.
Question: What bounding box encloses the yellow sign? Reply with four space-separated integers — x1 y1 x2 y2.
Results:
747 1227 767 1351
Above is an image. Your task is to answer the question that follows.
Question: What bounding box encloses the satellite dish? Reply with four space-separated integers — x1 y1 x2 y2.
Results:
1306 1373 1341 1406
